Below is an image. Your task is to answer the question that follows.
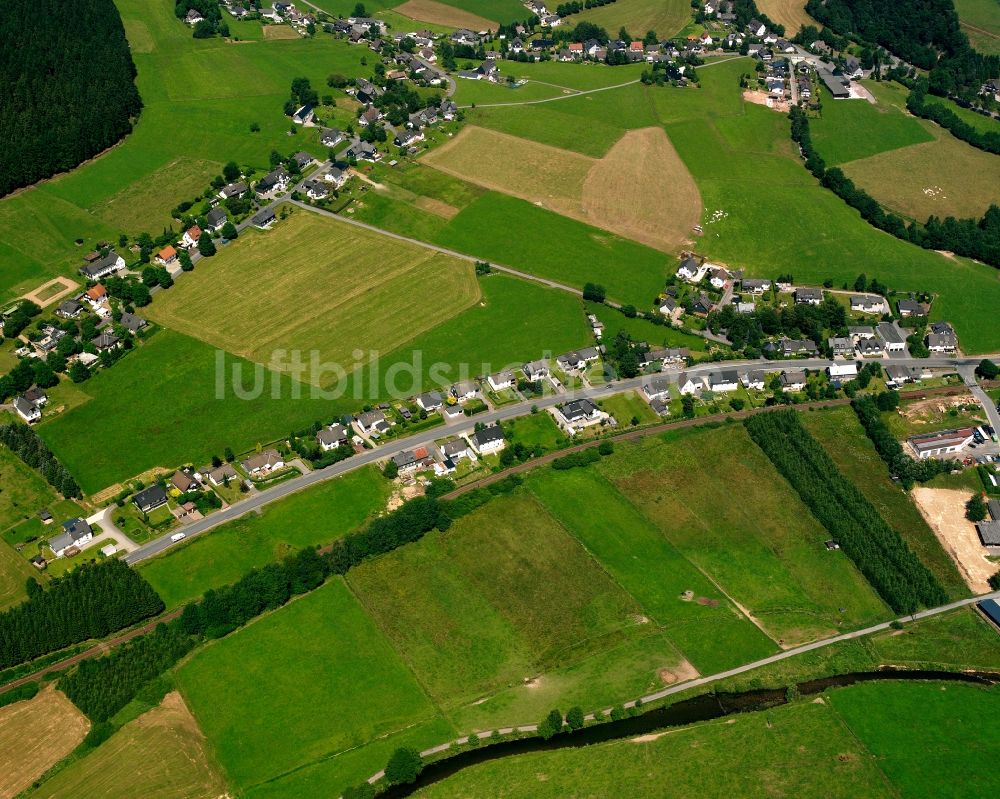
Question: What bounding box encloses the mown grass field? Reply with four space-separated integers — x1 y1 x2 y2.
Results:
417 696 892 799
140 467 386 608
755 0 816 34
346 494 654 710
393 0 499 30
428 0 526 24
954 0 1000 54
0 686 90 799
31 692 226 799
573 0 691 40
827 681 1000 799
801 407 967 600
177 578 449 795
504 411 564 451
144 211 480 387
598 426 890 646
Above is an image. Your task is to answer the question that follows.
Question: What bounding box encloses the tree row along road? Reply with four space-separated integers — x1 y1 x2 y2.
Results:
361 587 1000 783
124 361 995 565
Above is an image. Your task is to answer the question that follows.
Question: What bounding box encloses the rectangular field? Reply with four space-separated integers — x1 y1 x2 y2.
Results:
144 211 480 387
573 0 691 40
755 0 817 33
177 578 446 792
31 692 226 799
598 426 890 645
393 0 499 29
955 0 1000 54
346 493 652 709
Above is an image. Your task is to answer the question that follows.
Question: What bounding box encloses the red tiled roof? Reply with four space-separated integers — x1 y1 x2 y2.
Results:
86 285 106 300
186 225 202 241
158 245 177 261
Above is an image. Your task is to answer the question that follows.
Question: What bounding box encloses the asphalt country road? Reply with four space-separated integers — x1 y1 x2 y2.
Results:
125 354 997 564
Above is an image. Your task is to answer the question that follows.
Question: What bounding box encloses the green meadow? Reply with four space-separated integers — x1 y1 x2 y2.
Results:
140 467 387 608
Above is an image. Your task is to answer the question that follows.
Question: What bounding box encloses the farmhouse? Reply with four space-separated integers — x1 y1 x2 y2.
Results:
794 287 823 305
133 485 168 513
487 370 515 391
473 425 505 453
317 423 350 451
850 294 888 314
819 70 850 99
555 399 608 432
241 449 285 476
908 428 976 459
48 518 93 558
80 251 125 280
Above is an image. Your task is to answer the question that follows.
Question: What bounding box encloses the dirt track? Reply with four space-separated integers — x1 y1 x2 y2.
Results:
911 487 994 593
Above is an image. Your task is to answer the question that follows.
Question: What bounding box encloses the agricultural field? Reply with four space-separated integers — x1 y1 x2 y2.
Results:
429 0 527 24
597 426 890 646
801 407 968 600
417 696 892 799
755 0 817 33
841 124 1000 221
954 0 1000 54
573 0 691 41
140 467 386 608
177 578 450 796
0 685 90 799
30 692 227 799
0 541 37 613
144 211 481 387
393 0 500 30
36 330 334 494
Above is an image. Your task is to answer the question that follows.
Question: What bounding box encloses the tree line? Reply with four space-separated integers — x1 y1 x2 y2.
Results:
0 0 142 197
0 423 80 498
851 395 950 487
789 106 1000 268
744 410 947 613
0 560 163 671
906 80 1000 156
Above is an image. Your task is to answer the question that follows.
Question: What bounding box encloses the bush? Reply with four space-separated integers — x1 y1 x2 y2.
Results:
538 708 564 739
385 747 423 784
966 494 987 522
551 447 601 470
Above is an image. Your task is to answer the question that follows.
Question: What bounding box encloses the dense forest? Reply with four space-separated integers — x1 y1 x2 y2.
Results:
805 0 999 99
744 410 946 613
0 0 142 197
0 560 163 671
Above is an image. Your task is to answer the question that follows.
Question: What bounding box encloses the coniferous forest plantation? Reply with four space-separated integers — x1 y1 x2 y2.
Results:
0 0 141 196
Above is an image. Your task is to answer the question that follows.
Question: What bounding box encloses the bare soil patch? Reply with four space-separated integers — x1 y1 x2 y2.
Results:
742 90 790 113
0 684 89 799
414 196 461 219
911 487 994 593
22 276 78 308
423 125 700 252
658 658 699 685
394 0 499 31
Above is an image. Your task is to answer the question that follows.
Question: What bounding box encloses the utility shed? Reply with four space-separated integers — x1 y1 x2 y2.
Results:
978 598 1000 631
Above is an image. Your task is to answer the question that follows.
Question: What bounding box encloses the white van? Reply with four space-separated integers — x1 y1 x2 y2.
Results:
170 532 186 542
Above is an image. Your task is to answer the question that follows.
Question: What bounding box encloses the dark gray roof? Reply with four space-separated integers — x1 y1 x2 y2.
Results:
134 485 167 509
559 399 598 421
473 425 504 446
206 208 227 226
119 312 146 333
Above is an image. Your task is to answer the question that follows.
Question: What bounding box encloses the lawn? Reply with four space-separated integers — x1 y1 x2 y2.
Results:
596 390 660 425
432 192 674 308
37 330 336 494
810 84 934 165
655 59 1000 354
828 681 1000 799
140 466 386 608
573 0 691 40
418 699 890 799
345 493 652 712
0 447 58 537
144 210 481 387
504 411 564 451
800 407 968 600
954 0 1000 54
598 426 890 646
584 301 709 352
525 466 778 673
31 691 226 799
177 578 448 794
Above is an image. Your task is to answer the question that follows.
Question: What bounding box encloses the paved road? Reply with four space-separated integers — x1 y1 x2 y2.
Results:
124 354 997 564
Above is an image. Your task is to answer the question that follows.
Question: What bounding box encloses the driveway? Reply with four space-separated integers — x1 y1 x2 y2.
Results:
84 507 138 553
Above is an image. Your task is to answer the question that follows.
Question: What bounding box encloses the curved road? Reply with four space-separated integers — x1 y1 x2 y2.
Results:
125 353 997 564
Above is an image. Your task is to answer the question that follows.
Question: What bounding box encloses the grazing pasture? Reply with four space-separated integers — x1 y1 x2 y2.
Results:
31 692 227 799
144 212 480 386
393 0 499 30
177 578 447 793
800 407 967 600
598 427 889 645
954 0 1000 54
0 685 90 799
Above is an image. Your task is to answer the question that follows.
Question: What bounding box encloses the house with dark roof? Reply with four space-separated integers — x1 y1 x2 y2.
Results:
48 518 93 557
80 251 125 280
897 298 924 317
252 208 277 229
56 299 83 319
219 181 248 200
555 399 609 432
206 208 228 233
473 425 505 453
317 423 350 451
794 287 823 305
13 396 40 423
133 485 168 513
241 449 285 476
119 312 146 333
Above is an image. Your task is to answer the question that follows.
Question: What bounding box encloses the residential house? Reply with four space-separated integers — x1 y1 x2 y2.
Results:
323 167 349 188
742 369 766 390
356 409 391 436
171 469 199 493
766 337 818 357
13 396 40 423
206 208 228 234
392 449 420 474
885 364 915 388
256 168 290 195
359 105 383 126
523 360 550 382
741 277 771 294
80 251 125 280
91 331 119 352
829 336 853 357
676 256 700 281
737 301 756 314
219 181 248 200
303 179 329 200
487 370 515 391
828 361 859 380
182 225 202 250
677 372 701 395
926 322 957 353
119 312 146 333
252 208 277 229
692 293 714 316
876 321 906 353
642 375 673 402
416 390 444 411
133 485 168 513
340 138 380 162
705 370 739 392
747 18 766 36
85 284 107 307
780 369 808 391
662 347 689 365
185 8 204 25
555 399 608 432
451 380 478 402
292 104 315 125
556 347 600 372
442 439 470 461
395 129 425 148
709 267 729 289
156 245 178 265
856 337 884 357
850 294 888 314
206 463 238 487
794 287 823 305
241 449 285 476
897 298 924 317
317 423 350 451
849 325 875 339
842 58 863 79
451 29 479 46
48 518 93 557
659 297 677 318
473 425 505 453
56 299 83 319
320 128 345 148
